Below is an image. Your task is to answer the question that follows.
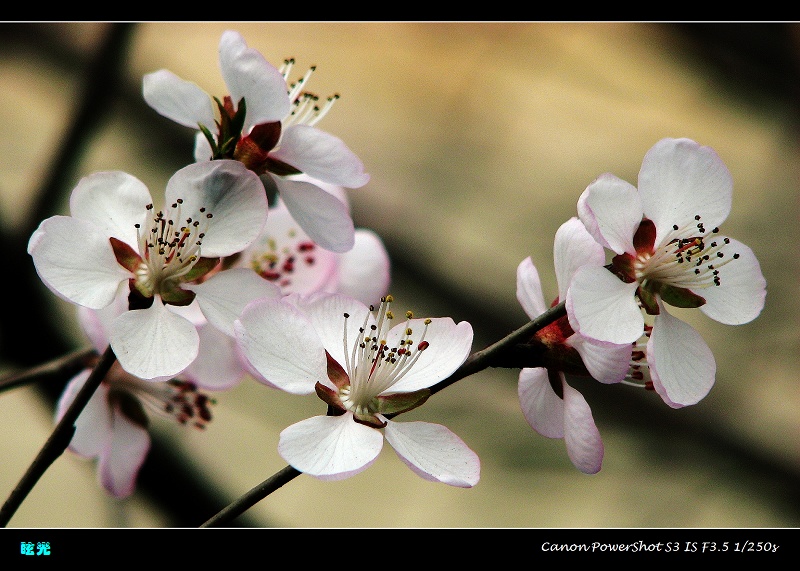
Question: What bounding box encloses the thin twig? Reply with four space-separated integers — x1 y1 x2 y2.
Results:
0 347 97 394
0 345 116 527
200 466 301 528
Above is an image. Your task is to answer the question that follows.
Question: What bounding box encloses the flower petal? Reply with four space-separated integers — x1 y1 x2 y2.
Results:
278 414 383 480
566 265 643 344
516 256 547 319
697 237 766 325
553 216 606 301
184 323 248 390
186 268 282 336
568 333 632 384
142 69 216 130
648 303 716 408
240 198 339 295
639 138 733 247
272 124 370 188
577 173 642 255
385 318 473 393
334 229 391 306
194 131 213 162
274 176 355 253
218 30 290 130
235 297 327 394
384 420 480 487
518 367 564 438
165 160 268 257
69 171 152 249
109 297 199 380
56 370 112 458
294 292 372 374
97 402 151 498
562 381 604 474
28 216 131 309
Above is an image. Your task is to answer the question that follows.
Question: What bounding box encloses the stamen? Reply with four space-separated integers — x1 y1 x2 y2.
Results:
635 215 740 291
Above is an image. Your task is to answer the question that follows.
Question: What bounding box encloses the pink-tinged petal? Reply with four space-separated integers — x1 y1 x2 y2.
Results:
69 171 151 249
56 370 112 458
186 268 282 336
142 69 216 130
577 173 642 255
562 381 603 474
273 125 370 188
218 30 290 130
77 290 129 352
28 216 131 309
274 176 355 253
518 367 564 438
639 138 733 246
241 198 339 295
165 160 268 257
194 131 213 162
566 266 643 344
648 304 716 408
516 257 547 319
235 297 327 394
334 229 391 306
184 323 247 390
109 298 199 381
553 217 606 300
278 414 383 480
296 292 372 371
697 237 766 325
384 420 480 487
97 402 151 498
385 319 473 393
567 333 632 384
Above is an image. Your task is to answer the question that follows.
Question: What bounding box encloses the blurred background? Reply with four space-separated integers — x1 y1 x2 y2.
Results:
0 22 798 528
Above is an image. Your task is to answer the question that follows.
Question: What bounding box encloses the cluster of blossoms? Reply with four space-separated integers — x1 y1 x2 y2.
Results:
23 30 765 504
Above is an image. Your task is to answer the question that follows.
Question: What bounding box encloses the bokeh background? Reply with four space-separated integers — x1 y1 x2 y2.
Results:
0 22 798 528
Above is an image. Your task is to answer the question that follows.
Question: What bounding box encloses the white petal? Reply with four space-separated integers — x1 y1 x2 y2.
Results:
69 171 151 248
278 414 383 480
187 268 282 336
184 323 248 390
639 138 733 246
28 216 131 309
273 125 370 188
568 333 632 384
648 305 716 408
516 257 547 319
385 318 473 393
577 173 641 255
218 30 289 130
56 370 112 458
194 131 213 162
566 266 643 344
142 69 216 129
297 292 372 374
275 176 355 253
240 199 339 295
384 420 480 487
334 229 391 306
698 237 767 325
562 381 604 474
553 217 606 301
165 160 268 257
97 402 151 498
109 298 199 380
234 297 327 394
518 367 564 438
